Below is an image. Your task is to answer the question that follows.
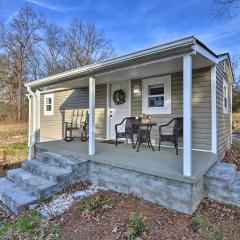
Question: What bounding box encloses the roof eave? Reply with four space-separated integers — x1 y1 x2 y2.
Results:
25 36 196 89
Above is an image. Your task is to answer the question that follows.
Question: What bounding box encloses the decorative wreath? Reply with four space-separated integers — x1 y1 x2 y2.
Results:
112 89 126 105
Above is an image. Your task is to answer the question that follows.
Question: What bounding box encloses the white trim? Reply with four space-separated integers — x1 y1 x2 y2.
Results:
155 143 212 153
195 43 218 63
230 83 233 144
183 54 192 177
128 79 132 117
40 88 69 94
106 83 111 140
36 90 41 143
28 95 32 147
89 77 96 155
142 75 171 115
217 55 228 63
211 66 217 154
223 78 229 115
107 80 131 139
44 93 54 116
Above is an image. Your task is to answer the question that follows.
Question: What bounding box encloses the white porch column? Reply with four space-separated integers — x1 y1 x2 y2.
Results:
36 90 41 143
33 92 37 142
89 76 96 155
211 65 217 153
27 95 32 146
183 55 192 177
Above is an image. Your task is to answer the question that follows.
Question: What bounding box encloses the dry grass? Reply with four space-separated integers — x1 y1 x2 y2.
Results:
0 122 28 175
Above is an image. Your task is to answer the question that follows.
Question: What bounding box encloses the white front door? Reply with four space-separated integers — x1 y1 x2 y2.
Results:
109 81 131 139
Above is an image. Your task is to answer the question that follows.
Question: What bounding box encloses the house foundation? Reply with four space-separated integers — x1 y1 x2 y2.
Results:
88 161 205 214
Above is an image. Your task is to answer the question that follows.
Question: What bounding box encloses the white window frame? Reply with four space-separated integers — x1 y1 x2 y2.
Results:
142 75 171 115
223 78 229 115
44 93 54 116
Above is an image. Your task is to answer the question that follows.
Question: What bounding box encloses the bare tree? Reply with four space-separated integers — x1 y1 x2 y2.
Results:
41 24 65 76
61 19 114 70
0 6 45 120
0 6 115 121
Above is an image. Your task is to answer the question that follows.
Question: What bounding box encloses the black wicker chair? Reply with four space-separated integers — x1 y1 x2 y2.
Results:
115 117 141 147
158 117 183 155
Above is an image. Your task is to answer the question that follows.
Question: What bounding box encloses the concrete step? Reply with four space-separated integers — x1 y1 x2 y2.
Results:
232 172 240 193
36 152 83 170
7 168 58 198
0 178 38 214
205 163 237 188
22 160 72 184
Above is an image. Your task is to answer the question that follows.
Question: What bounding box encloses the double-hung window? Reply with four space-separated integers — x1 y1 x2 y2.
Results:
44 93 54 116
223 78 228 115
142 75 171 114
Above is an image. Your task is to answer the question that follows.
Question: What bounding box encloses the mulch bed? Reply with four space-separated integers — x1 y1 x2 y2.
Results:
224 142 240 171
53 191 240 240
0 186 239 239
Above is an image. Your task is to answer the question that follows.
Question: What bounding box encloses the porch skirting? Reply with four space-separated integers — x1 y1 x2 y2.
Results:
88 161 205 215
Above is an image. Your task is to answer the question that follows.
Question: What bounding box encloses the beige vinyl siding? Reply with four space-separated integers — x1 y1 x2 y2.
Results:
40 84 107 141
216 60 232 160
131 67 212 151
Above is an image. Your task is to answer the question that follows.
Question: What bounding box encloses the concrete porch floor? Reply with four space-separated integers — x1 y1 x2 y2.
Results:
36 140 217 184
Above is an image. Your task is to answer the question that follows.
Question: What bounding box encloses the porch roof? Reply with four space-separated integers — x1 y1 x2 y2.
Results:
25 36 226 90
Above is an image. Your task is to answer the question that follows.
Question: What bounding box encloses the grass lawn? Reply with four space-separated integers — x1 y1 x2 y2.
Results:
0 122 28 175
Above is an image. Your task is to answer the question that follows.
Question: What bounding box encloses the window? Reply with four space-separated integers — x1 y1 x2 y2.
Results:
142 75 171 114
223 78 228 115
44 94 54 116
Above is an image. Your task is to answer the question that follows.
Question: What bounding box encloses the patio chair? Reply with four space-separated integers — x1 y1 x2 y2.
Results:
158 117 183 155
64 110 89 142
115 117 141 147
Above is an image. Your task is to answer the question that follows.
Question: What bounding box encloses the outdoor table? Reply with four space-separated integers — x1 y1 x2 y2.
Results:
133 122 157 152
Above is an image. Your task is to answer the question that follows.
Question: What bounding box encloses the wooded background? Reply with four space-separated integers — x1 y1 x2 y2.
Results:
0 6 114 122
0 2 239 122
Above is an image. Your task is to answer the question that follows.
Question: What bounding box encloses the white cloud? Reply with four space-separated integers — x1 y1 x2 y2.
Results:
25 0 78 12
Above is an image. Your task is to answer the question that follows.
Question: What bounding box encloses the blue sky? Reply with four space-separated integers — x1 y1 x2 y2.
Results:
0 0 239 56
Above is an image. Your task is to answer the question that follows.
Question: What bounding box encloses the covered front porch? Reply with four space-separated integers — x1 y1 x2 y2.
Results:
27 37 219 179
36 140 217 184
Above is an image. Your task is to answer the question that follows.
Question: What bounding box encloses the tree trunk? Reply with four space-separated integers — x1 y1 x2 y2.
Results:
17 77 22 121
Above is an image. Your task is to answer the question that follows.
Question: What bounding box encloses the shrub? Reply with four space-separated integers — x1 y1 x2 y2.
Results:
193 212 210 226
127 214 149 240
212 228 224 240
80 193 112 212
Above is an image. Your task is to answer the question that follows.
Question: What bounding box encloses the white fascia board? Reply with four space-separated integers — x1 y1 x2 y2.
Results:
195 43 218 64
217 55 228 62
25 37 196 89
40 88 69 95
218 55 235 84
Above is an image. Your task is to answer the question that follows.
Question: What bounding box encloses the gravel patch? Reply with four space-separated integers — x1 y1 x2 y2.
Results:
35 185 106 219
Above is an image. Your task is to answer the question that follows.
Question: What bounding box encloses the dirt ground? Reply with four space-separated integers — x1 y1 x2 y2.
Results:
53 191 240 240
0 184 239 239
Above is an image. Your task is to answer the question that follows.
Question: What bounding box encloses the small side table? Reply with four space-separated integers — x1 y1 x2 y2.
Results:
134 122 157 152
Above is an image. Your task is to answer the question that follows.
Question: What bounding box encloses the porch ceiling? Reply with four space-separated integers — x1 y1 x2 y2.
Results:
43 53 213 90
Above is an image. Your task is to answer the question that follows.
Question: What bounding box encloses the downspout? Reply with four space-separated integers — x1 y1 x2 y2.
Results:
27 87 36 160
